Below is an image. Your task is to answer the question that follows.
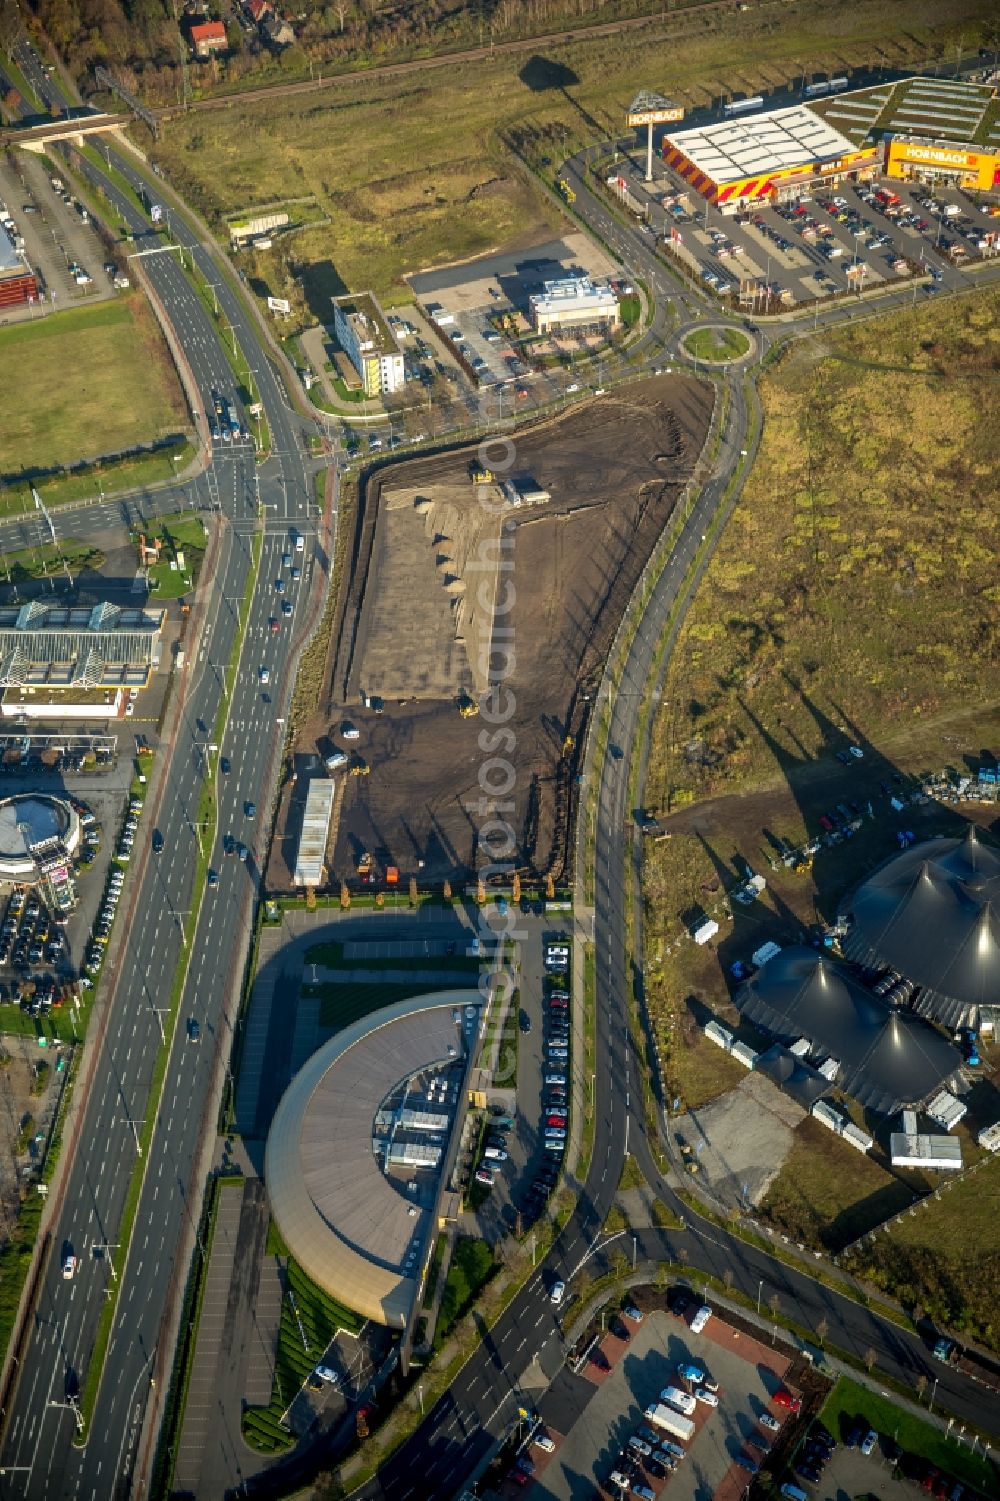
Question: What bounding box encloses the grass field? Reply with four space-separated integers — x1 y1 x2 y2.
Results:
646 290 1000 811
151 0 994 312
819 1376 1000 1491
434 1236 497 1350
760 1117 919 1253
0 298 188 479
845 1154 1000 1353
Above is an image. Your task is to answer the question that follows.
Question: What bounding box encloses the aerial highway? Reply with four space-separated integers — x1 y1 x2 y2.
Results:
0 37 326 1501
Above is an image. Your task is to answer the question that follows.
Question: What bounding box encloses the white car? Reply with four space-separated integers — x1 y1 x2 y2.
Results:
690 1304 713 1334
695 1387 719 1407
341 722 360 741
62 1253 77 1280
259 666 270 684
532 1432 555 1452
860 1430 878 1456
760 1413 781 1433
549 1280 565 1305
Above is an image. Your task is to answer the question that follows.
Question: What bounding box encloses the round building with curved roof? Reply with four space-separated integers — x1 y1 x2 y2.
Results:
265 990 481 1328
0 793 80 883
842 826 1000 1030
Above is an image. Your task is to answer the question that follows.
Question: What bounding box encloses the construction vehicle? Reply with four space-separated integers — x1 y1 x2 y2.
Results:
356 852 373 877
349 757 370 777
557 177 576 205
457 693 479 719
469 462 494 485
561 734 575 757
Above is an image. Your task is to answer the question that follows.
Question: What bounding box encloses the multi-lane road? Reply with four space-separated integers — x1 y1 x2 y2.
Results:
1 31 998 1501
0 38 327 1501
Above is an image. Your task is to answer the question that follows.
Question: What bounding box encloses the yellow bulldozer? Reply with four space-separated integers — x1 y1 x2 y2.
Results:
457 693 480 719
557 177 576 205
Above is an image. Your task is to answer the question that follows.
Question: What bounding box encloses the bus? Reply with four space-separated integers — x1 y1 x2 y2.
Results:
723 95 764 117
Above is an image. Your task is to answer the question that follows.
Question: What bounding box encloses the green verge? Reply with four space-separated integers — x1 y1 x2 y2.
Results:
0 539 104 585
76 521 263 1438
0 437 194 520
242 1257 364 1453
819 1375 999 1494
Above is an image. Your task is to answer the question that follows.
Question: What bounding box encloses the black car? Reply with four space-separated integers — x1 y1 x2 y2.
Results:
186 1017 201 1042
797 1466 821 1485
610 1318 631 1342
220 756 231 774
646 1457 667 1479
151 830 164 854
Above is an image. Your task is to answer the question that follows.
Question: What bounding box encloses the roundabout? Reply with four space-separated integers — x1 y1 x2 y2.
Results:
681 324 754 364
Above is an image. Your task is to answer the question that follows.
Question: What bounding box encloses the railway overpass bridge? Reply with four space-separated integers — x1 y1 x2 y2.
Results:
0 111 129 152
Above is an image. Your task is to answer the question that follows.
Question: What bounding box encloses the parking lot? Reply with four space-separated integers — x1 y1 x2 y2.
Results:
0 152 117 318
528 1303 800 1501
609 152 998 310
469 924 573 1239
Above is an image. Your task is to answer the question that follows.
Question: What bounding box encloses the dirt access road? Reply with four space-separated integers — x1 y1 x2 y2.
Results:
271 374 713 889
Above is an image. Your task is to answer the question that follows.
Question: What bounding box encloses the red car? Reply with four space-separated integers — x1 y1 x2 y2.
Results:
506 1468 529 1488
269 617 279 633
548 997 569 1009
773 1389 802 1413
546 1114 567 1127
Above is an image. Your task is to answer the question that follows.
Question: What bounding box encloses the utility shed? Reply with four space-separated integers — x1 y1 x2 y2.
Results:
890 1133 963 1170
294 779 335 887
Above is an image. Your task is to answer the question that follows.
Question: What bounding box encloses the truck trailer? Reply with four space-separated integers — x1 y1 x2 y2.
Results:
644 1403 695 1443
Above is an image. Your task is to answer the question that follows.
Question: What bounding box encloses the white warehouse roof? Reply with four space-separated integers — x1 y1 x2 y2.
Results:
294 778 335 887
665 105 861 184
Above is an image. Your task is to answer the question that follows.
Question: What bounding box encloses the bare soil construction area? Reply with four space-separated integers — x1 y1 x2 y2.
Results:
276 375 712 888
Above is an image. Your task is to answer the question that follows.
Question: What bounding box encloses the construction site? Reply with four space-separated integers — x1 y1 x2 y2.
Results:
271 374 713 889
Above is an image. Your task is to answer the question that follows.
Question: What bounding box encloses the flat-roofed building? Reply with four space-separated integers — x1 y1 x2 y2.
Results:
529 275 620 335
0 601 163 718
293 778 335 887
331 291 405 396
663 104 879 207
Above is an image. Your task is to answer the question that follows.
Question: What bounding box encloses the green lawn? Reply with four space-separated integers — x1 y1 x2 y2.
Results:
760 1117 919 1254
137 514 208 600
242 1256 364 1453
819 1376 1000 1492
304 940 480 977
306 979 452 1030
0 299 188 481
683 327 750 362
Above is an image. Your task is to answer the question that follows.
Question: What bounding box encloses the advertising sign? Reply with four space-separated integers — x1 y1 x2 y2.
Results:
267 296 292 315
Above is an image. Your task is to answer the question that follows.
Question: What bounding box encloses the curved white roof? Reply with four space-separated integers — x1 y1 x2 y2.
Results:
265 991 480 1328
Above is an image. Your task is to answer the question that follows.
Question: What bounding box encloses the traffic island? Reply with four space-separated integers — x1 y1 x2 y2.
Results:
681 325 753 364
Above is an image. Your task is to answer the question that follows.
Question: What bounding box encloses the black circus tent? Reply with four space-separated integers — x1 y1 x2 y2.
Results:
736 947 965 1115
841 827 1000 1031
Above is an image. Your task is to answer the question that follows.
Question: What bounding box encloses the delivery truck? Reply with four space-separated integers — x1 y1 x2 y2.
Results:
644 1403 695 1443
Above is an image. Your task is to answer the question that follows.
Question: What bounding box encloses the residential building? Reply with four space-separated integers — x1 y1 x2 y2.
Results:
190 20 227 56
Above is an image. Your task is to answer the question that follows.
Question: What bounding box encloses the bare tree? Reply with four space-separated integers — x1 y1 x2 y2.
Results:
916 1373 928 1401
864 1346 878 1373
723 1267 734 1292
816 1316 829 1346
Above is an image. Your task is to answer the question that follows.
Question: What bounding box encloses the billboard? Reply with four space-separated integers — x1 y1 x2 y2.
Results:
267 296 292 315
627 89 684 127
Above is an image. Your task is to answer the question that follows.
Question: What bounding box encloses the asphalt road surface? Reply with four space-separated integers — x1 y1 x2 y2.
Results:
0 38 325 1501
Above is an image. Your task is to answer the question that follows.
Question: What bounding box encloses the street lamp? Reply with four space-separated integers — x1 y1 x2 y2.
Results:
757 1279 764 1315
